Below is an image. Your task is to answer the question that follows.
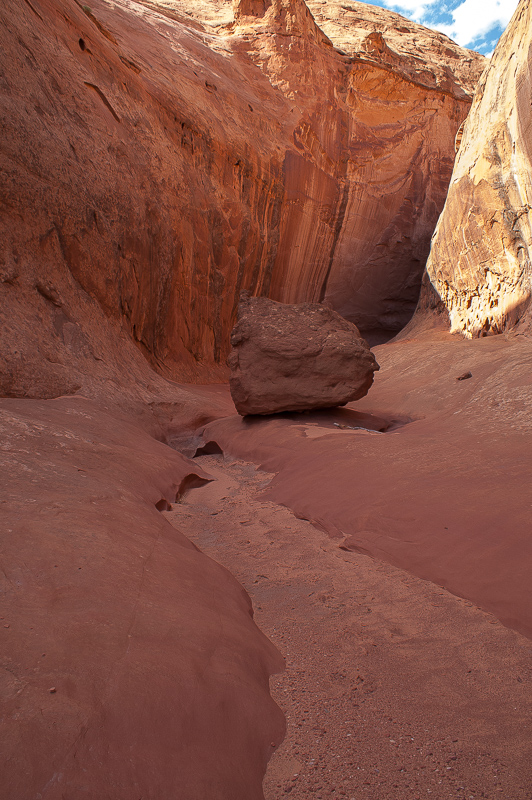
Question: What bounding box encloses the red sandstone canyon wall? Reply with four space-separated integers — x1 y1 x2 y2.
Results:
0 0 483 398
260 0 484 336
419 0 532 337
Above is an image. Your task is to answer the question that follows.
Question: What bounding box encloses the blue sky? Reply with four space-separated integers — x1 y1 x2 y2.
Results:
357 0 520 55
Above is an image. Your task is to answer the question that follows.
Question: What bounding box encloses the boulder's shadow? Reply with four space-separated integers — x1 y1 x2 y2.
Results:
241 406 410 432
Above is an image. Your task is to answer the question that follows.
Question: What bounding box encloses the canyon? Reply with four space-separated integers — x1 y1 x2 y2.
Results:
1 1 532 799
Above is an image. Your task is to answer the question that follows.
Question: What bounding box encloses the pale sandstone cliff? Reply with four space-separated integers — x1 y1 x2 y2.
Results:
0 0 483 399
421 0 532 337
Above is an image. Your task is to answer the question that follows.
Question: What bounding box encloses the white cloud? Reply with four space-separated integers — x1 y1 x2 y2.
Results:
377 0 520 48
378 0 431 22
434 0 519 47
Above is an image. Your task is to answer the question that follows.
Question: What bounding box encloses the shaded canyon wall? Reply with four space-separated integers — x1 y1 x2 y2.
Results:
0 0 484 395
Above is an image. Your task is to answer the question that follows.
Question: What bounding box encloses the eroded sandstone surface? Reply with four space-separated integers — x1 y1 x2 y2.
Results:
421 1 532 336
203 331 532 640
227 0 484 337
167 452 532 800
0 0 483 401
0 397 284 799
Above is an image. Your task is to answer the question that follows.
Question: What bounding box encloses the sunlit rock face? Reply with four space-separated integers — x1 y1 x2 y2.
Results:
422 1 532 338
0 0 483 398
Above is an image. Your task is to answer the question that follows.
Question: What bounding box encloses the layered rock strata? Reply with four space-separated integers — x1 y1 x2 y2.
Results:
229 293 379 414
421 1 532 337
0 0 483 397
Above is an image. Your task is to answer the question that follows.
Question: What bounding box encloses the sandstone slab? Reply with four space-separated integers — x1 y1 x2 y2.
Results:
0 397 284 799
228 294 379 415
208 331 532 640
174 452 532 800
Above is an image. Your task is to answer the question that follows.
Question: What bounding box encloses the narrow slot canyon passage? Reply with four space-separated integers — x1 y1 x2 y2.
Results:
163 453 532 800
2 1 532 797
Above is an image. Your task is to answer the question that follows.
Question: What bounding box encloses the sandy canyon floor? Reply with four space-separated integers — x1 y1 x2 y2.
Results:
164 329 532 799
165 453 532 799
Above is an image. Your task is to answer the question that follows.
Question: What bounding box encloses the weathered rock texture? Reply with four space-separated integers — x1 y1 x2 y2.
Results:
229 294 379 414
0 0 484 398
0 397 284 799
230 0 484 337
421 0 532 337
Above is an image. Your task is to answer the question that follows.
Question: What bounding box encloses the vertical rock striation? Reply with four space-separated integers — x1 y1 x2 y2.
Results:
0 0 287 394
234 0 484 337
0 0 483 396
421 0 532 337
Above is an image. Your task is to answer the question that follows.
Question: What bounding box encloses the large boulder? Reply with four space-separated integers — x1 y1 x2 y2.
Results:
228 294 379 415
